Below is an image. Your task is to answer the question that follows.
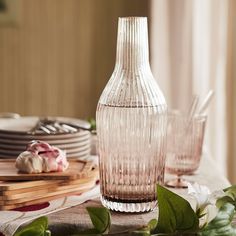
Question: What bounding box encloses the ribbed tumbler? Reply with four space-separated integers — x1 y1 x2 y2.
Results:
96 17 167 212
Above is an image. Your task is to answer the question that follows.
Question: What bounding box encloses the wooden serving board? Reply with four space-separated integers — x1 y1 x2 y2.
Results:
1 180 96 203
0 171 98 193
0 186 94 210
0 159 94 181
0 179 62 191
0 165 99 210
0 168 99 200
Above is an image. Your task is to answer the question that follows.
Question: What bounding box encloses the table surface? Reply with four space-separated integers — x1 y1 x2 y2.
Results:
47 155 230 235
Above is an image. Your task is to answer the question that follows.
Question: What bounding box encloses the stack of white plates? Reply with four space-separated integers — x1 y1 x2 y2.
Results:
0 117 91 160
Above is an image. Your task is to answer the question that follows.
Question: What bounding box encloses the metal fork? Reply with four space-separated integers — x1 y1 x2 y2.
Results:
28 118 91 135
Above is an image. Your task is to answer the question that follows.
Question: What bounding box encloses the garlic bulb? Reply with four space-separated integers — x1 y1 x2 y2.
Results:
15 141 69 174
16 151 43 174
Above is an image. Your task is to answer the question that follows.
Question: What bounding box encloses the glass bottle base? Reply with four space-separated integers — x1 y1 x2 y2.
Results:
101 196 157 213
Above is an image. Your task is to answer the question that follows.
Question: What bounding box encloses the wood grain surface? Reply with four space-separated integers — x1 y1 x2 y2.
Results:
0 164 99 210
0 159 94 181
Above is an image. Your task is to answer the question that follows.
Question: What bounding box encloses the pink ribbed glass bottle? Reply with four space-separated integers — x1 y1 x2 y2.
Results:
96 17 167 212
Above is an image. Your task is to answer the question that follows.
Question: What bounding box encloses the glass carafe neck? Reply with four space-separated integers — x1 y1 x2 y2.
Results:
115 17 149 70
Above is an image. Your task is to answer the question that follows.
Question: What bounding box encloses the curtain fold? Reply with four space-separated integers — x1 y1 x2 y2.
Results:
150 0 232 180
226 0 236 183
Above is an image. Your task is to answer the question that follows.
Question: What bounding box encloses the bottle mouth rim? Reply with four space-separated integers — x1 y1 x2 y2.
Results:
118 16 147 21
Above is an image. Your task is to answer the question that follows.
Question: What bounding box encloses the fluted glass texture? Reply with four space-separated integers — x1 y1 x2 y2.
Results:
96 17 167 212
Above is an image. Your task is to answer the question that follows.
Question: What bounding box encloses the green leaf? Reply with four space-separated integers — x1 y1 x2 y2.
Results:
216 196 235 208
69 207 110 235
86 207 111 234
148 219 158 232
155 185 199 234
200 203 236 236
14 217 50 236
130 230 150 236
223 185 236 193
45 230 51 236
224 186 236 203
87 118 96 131
217 185 236 209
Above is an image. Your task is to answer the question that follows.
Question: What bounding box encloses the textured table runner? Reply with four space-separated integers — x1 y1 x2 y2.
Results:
0 185 100 236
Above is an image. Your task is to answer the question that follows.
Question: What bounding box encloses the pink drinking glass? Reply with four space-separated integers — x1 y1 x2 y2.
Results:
165 111 207 188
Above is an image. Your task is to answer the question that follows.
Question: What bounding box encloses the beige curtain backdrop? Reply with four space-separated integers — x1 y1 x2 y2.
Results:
227 0 236 183
0 0 148 119
150 0 236 182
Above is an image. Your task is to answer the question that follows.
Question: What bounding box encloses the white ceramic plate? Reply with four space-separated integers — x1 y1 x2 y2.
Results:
67 149 91 159
0 149 91 159
0 143 91 155
0 139 91 151
0 134 91 146
0 130 90 140
0 116 90 133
